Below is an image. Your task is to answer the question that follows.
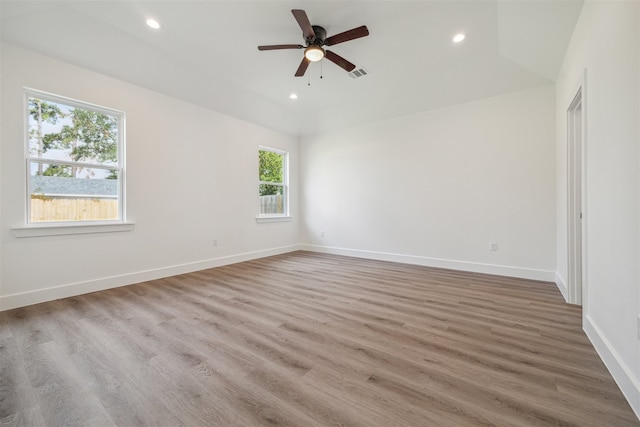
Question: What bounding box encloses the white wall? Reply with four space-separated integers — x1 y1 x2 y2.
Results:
555 0 639 417
0 43 300 310
300 85 556 281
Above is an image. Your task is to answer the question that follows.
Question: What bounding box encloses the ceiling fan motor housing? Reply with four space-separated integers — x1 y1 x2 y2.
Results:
309 25 327 46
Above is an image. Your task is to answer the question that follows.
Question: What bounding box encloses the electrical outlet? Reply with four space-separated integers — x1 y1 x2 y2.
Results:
321 231 325 238
213 239 218 247
490 242 498 251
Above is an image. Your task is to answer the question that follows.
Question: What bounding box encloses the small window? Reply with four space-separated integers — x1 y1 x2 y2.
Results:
258 146 288 217
25 89 125 223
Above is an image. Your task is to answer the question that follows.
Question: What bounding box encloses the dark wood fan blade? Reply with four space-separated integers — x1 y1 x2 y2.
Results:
295 57 310 77
324 25 369 46
291 9 315 40
325 50 356 72
258 44 304 51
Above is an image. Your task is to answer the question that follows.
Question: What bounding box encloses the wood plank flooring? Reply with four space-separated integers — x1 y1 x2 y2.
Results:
1 251 638 426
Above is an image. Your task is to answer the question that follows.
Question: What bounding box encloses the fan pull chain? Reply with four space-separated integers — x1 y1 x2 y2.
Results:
306 61 324 86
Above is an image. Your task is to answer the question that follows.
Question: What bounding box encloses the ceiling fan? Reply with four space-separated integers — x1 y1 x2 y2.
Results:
258 9 369 77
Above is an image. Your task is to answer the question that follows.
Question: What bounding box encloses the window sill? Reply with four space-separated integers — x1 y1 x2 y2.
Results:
256 216 292 223
12 222 135 238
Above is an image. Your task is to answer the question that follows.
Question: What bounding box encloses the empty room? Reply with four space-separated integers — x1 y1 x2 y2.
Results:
1 1 639 426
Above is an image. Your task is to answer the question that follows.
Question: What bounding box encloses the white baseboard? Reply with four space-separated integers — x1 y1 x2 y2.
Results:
584 314 640 420
0 244 301 311
0 244 560 311
299 244 556 282
555 271 569 301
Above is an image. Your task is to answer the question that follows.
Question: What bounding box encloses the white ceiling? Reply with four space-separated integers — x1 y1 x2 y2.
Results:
1 0 583 137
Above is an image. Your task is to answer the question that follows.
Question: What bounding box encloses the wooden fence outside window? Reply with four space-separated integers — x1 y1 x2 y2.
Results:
31 196 118 222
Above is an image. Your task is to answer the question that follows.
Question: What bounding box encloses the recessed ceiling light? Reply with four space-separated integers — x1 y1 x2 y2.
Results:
453 33 465 43
289 93 298 100
146 18 161 30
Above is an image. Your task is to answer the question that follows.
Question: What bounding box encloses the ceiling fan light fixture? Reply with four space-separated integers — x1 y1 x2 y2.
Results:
304 45 325 62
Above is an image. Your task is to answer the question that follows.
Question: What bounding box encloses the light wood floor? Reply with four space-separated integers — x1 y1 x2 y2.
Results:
1 251 638 426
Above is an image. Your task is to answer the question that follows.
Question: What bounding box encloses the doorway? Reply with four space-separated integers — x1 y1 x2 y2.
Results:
567 86 583 305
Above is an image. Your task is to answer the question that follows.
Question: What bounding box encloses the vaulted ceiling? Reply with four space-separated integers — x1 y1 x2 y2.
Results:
1 1 583 137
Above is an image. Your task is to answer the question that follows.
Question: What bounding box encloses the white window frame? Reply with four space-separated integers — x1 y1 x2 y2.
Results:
13 88 132 237
257 145 290 222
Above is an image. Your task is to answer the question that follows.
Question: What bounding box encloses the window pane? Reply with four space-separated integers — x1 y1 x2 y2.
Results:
25 89 124 224
259 187 286 215
257 147 288 217
30 162 119 222
28 97 118 167
259 150 283 184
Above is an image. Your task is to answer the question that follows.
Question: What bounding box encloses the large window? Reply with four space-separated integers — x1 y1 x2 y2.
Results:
258 146 288 217
25 89 125 223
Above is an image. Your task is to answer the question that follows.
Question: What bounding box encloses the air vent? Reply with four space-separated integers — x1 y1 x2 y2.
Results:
348 67 369 79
